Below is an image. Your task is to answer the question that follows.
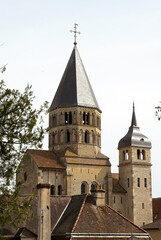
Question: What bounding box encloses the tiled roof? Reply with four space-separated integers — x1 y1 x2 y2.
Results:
1 195 150 240
52 195 149 239
56 147 78 157
153 197 161 221
52 195 86 235
112 174 127 193
72 196 145 234
142 218 161 230
51 196 71 229
96 152 110 160
27 149 65 169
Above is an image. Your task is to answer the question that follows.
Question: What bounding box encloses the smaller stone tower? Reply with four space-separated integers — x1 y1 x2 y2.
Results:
118 104 153 227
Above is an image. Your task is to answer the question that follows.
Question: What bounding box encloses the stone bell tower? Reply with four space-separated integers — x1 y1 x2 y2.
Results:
118 104 153 227
49 45 101 158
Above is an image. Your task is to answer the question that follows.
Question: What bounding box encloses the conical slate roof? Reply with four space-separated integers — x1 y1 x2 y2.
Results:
118 104 151 149
50 46 100 111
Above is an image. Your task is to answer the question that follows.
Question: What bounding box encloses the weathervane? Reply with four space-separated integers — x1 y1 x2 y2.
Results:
70 23 81 45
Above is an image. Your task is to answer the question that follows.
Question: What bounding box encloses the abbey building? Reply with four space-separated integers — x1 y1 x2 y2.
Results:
17 44 153 228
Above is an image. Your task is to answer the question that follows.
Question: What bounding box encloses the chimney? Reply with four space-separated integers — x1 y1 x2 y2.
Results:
91 185 105 207
37 183 51 240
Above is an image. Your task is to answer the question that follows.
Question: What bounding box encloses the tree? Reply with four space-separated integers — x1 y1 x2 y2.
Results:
0 75 48 228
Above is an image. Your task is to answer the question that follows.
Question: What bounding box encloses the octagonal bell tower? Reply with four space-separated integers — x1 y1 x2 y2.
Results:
118 103 152 227
49 45 101 158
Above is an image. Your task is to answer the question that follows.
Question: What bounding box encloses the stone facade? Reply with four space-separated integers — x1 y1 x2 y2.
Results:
49 106 101 157
17 45 153 228
118 146 152 226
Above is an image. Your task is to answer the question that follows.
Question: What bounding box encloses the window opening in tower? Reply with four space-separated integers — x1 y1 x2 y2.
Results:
67 130 70 143
65 112 68 124
85 130 89 143
83 112 86 124
69 112 72 124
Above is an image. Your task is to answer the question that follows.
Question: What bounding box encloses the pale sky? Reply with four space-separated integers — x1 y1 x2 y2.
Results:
0 0 161 197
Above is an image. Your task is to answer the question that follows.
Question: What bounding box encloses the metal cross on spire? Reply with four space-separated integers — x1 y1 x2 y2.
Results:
70 23 81 45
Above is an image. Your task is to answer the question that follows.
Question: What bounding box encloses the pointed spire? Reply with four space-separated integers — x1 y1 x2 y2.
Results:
118 102 151 149
50 46 100 111
131 102 137 127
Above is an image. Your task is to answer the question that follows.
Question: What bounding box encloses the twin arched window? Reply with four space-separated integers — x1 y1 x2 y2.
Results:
137 149 146 160
50 185 62 195
81 182 98 194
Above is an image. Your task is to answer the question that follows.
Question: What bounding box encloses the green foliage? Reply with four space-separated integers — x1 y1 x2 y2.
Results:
0 79 48 228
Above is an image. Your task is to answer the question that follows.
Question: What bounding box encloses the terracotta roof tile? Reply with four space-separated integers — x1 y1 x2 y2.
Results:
64 157 110 166
96 152 110 160
27 149 65 169
73 196 146 234
1 195 150 240
56 147 78 157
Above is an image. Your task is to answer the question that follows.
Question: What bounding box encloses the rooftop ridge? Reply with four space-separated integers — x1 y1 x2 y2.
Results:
71 194 88 233
105 204 148 234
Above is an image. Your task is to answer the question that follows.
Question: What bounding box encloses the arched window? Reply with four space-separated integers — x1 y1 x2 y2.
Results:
85 130 89 143
58 185 62 195
137 178 140 187
65 112 68 124
69 112 72 124
83 112 86 124
67 130 70 143
137 149 140 159
81 183 85 194
142 150 146 160
81 182 88 194
52 115 56 127
92 113 95 126
125 150 128 160
123 151 125 160
87 113 90 125
50 185 55 195
97 117 100 128
91 182 98 191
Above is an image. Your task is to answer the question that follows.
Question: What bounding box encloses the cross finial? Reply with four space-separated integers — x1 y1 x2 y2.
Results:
133 101 135 109
70 23 81 45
